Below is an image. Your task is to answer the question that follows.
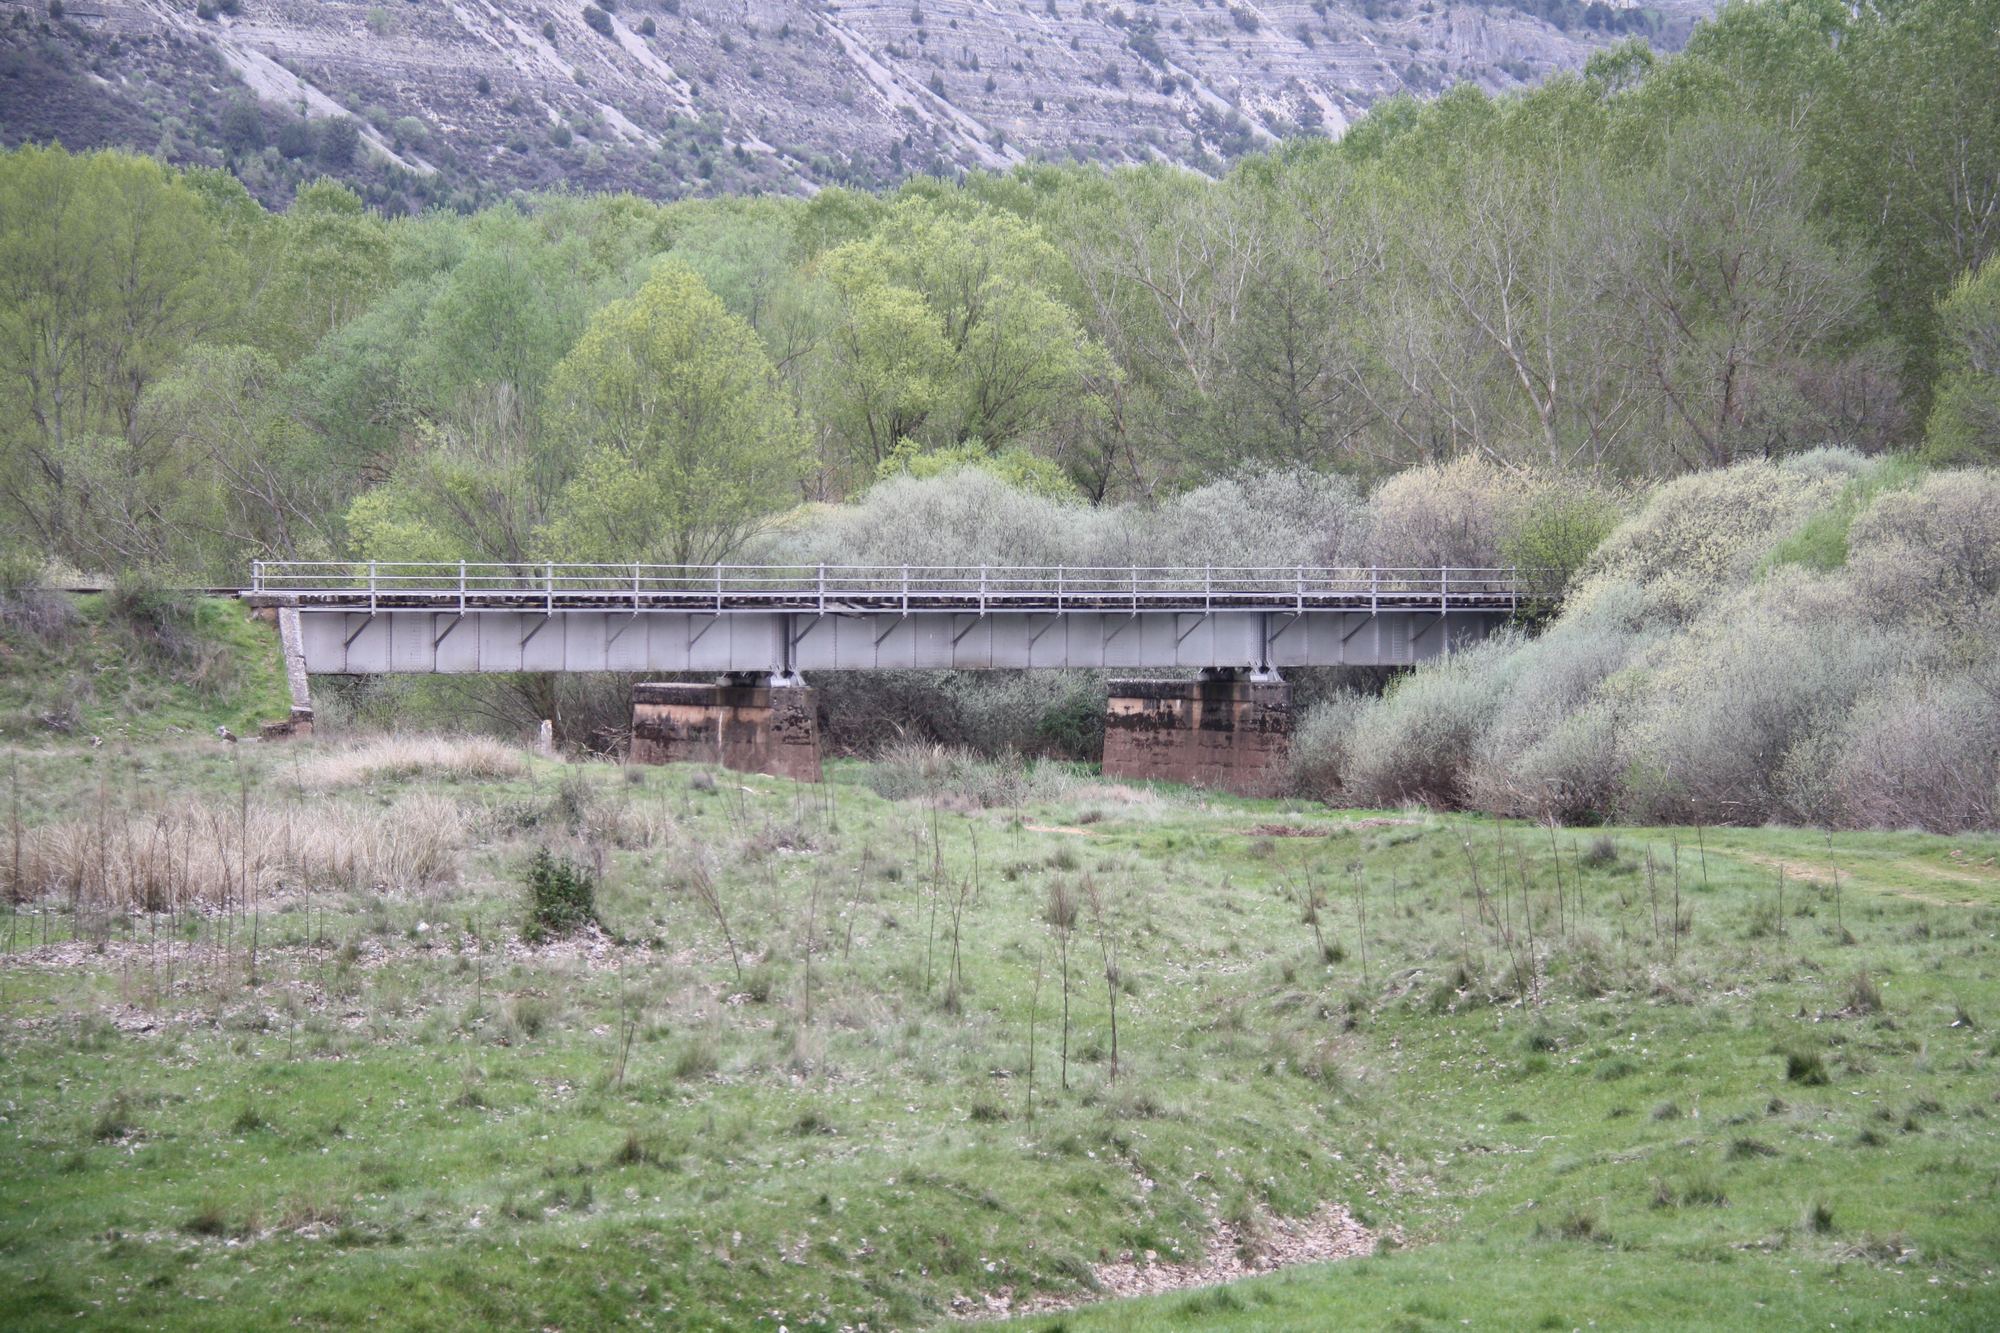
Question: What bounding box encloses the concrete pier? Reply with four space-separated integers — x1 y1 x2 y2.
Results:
630 681 821 782
1100 676 1292 797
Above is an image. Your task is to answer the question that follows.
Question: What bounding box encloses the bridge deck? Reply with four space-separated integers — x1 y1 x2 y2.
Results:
248 562 1521 616
252 563 1522 675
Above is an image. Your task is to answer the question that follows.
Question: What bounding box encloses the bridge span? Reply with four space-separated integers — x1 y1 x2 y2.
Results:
245 561 1521 795
247 561 1519 677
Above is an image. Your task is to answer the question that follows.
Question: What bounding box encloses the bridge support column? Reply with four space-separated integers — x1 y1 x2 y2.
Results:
629 679 820 783
1100 671 1292 797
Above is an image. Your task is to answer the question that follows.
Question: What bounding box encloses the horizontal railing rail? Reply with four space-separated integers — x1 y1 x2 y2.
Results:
249 561 1525 613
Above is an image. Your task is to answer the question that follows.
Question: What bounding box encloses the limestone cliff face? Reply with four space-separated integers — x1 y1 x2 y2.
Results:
0 0 1713 204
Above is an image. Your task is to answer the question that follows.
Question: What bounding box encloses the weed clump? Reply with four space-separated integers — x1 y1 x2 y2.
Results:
90 1093 137 1142
524 848 598 941
1785 1048 1830 1086
1537 1205 1609 1242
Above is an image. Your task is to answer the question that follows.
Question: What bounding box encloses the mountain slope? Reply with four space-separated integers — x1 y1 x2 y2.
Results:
2 0 1711 207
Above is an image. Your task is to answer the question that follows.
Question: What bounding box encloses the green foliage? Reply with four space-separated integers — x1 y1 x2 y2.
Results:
1 0 1995 615
538 262 806 565
1924 257 2000 464
875 440 1077 499
1503 481 1622 604
523 847 599 941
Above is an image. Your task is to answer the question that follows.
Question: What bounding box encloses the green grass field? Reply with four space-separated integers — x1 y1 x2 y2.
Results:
0 741 1995 1330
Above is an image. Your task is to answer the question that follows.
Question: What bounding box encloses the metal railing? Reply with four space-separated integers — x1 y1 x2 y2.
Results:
248 561 1522 615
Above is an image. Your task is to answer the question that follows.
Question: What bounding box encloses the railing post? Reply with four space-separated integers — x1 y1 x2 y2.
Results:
1296 564 1304 613
632 562 640 614
1131 565 1138 611
716 564 723 612
818 563 826 615
901 563 909 616
546 561 554 615
251 560 263 594
368 560 377 615
1204 564 1211 613
1440 566 1449 615
980 564 988 617
1370 566 1378 616
459 559 467 615
1056 564 1064 613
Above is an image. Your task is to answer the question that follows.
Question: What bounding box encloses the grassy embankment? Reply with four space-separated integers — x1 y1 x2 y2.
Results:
0 594 290 742
0 740 1995 1330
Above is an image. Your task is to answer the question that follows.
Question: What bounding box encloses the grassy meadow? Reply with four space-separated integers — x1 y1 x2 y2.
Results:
0 738 1996 1330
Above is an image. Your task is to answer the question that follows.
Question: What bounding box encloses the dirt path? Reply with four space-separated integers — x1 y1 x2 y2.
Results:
1731 852 1997 906
955 1203 1375 1320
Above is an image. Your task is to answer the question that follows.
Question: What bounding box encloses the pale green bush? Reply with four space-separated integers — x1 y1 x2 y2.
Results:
1844 469 2000 631
1319 458 2000 831
1618 578 1900 824
1570 458 1846 625
1364 456 1530 571
1466 605 1646 818
1285 690 1369 801
1141 468 1368 568
1831 669 2000 831
1344 634 1524 808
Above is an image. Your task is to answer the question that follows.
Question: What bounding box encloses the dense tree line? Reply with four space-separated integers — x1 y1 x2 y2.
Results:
1 0 1996 584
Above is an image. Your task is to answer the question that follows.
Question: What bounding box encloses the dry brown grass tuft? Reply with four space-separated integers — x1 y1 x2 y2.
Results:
302 734 529 789
4 791 466 909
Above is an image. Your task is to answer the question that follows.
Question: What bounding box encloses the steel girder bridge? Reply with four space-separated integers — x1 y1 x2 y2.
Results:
246 561 1522 679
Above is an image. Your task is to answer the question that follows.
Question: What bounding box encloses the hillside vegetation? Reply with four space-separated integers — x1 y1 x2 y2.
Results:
3 1 1995 588
0 0 1710 209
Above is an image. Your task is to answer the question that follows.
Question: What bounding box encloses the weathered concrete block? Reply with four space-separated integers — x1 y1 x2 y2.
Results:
1100 678 1292 797
630 682 821 782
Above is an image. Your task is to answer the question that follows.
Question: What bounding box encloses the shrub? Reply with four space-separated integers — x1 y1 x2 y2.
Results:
1503 476 1623 605
639 15 654 35
1365 457 1528 572
582 5 612 35
1286 690 1367 801
1617 574 1898 824
0 557 77 644
1569 458 1845 626
1343 634 1522 808
276 120 315 159
865 741 1086 808
104 571 199 667
316 117 361 167
524 848 598 941
1844 971 1884 1016
1143 468 1368 568
1830 669 2000 831
1844 469 2000 631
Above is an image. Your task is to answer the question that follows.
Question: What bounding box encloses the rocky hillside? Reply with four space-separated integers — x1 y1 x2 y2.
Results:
2 0 1712 208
